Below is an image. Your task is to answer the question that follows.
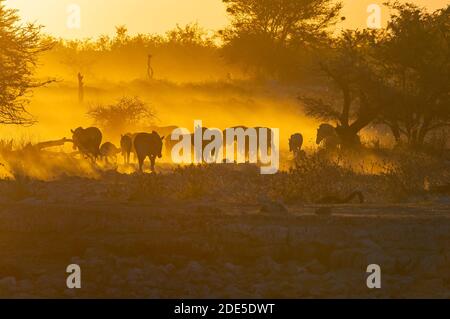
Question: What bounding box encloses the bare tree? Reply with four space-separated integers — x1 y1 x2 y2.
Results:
78 72 84 103
147 54 154 80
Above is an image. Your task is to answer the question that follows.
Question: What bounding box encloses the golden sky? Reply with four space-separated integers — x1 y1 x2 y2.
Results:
5 0 448 39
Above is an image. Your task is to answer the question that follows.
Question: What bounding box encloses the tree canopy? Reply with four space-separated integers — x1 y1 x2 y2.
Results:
300 2 450 148
375 2 450 146
0 0 53 125
220 0 343 79
87 96 156 137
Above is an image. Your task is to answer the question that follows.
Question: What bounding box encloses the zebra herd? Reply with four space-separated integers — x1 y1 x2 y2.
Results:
71 123 341 172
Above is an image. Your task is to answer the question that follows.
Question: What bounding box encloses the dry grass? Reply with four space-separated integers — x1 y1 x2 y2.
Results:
0 139 448 205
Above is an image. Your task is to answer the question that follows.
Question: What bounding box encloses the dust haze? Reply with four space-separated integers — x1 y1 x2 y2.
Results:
0 0 449 299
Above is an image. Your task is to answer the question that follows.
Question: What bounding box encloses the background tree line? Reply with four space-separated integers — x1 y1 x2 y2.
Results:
1 0 449 149
221 0 449 148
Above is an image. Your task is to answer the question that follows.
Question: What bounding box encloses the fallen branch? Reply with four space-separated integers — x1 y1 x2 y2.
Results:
32 138 73 151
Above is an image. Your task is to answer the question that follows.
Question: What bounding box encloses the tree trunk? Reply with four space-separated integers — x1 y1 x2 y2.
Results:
340 86 351 127
78 73 84 103
389 121 401 143
417 115 432 147
336 125 360 149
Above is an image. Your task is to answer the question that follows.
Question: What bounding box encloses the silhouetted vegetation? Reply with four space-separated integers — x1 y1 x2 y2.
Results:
0 1 449 159
0 0 53 125
0 1 450 300
40 23 226 83
376 3 450 147
300 30 386 148
220 0 342 80
87 97 156 137
299 2 449 149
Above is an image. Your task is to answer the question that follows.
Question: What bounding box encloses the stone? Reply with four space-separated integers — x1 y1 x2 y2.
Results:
315 207 332 216
0 276 16 290
305 260 327 275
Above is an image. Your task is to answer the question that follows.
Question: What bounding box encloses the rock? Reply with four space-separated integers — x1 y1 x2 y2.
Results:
330 249 364 269
435 196 450 204
20 198 45 205
360 239 382 251
84 247 103 258
106 288 120 297
418 255 447 278
251 226 289 244
41 288 58 297
17 280 32 292
224 262 241 273
70 256 84 265
305 260 327 275
64 289 77 297
366 252 396 273
162 263 175 274
315 207 332 216
353 229 370 239
196 205 223 214
395 254 414 273
258 257 281 273
259 199 288 214
185 261 203 274
145 288 161 298
327 278 349 296
127 268 144 282
224 285 243 298
0 277 16 290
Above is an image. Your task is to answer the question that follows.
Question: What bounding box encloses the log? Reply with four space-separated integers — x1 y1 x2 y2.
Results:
33 138 73 150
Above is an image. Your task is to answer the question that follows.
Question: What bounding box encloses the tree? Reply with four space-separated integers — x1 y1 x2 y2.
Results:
166 23 213 47
300 2 450 149
376 2 450 147
220 0 343 79
0 1 53 125
300 30 389 148
87 96 156 137
113 25 129 47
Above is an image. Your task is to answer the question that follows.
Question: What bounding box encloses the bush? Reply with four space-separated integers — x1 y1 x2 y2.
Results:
87 96 156 137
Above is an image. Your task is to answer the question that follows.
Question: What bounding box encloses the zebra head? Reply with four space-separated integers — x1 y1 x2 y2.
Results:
316 124 337 145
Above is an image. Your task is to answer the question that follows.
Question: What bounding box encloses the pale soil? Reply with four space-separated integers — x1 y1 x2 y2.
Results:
0 177 449 298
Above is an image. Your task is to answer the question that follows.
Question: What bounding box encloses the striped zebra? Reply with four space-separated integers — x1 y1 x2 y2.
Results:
289 133 304 159
316 124 341 151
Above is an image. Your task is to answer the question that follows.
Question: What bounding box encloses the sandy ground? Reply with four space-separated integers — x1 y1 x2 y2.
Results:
0 176 448 298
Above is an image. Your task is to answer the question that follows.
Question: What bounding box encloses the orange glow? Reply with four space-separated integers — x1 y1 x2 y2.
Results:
5 0 447 38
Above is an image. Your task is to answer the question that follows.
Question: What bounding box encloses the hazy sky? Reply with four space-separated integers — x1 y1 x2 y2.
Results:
5 0 448 39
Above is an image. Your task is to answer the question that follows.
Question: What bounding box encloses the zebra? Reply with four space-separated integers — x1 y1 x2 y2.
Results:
289 133 304 159
316 124 340 151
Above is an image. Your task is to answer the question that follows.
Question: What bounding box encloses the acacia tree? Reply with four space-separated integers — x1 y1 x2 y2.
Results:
220 0 342 79
300 30 391 148
166 23 213 47
376 3 450 146
0 1 53 125
300 2 449 149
